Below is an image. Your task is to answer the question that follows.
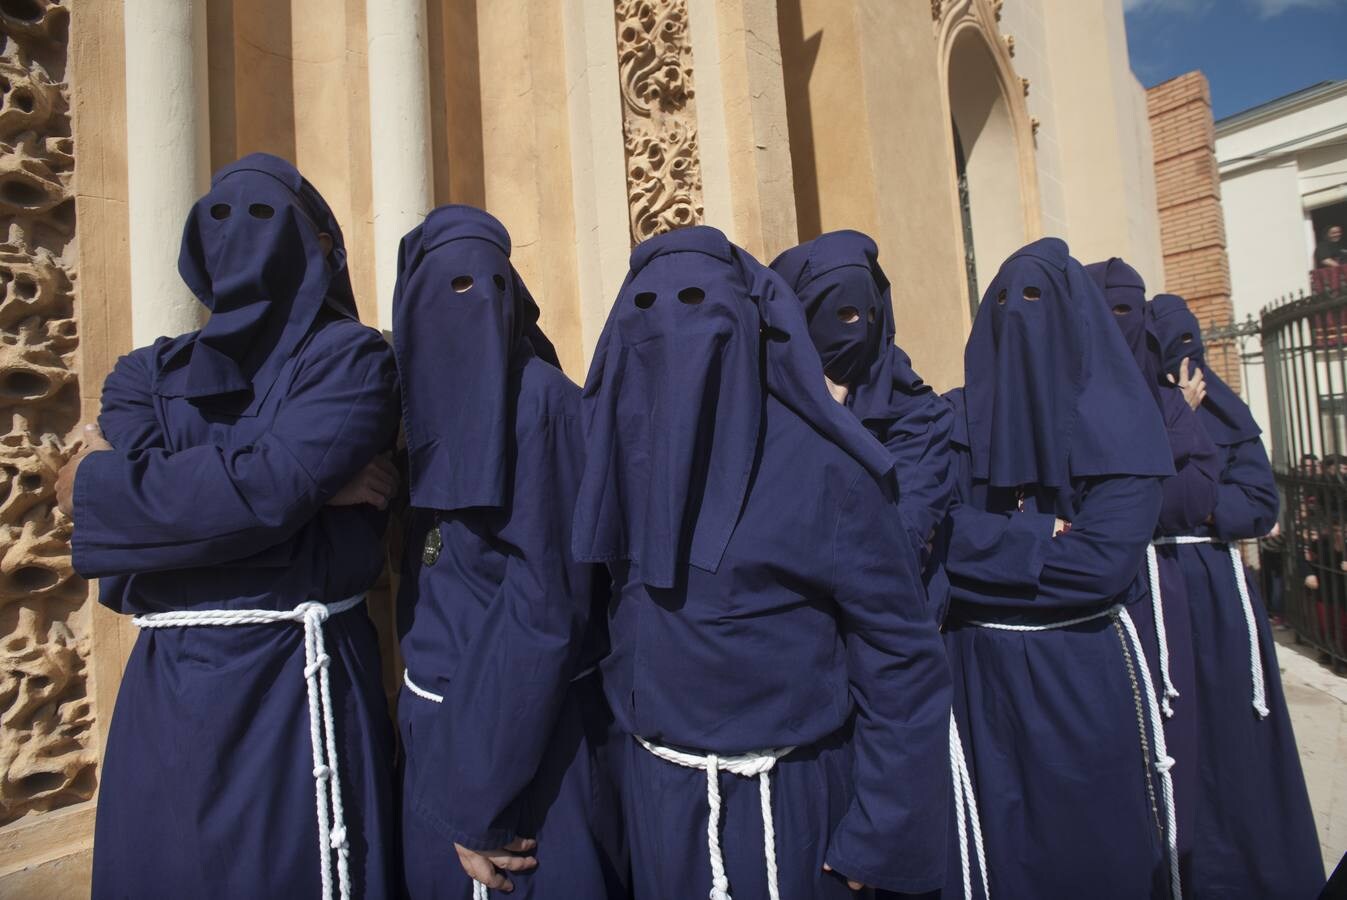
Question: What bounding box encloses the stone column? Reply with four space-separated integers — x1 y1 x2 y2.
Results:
366 0 434 329
563 0 631 366
123 0 211 346
686 0 798 263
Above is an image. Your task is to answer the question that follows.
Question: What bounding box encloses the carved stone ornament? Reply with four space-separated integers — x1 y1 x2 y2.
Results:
0 0 96 826
614 0 704 243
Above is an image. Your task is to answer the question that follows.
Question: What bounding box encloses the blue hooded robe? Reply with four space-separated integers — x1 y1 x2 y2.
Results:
390 205 626 899
943 239 1177 899
74 153 400 899
1087 259 1224 889
572 226 952 898
1149 292 1323 899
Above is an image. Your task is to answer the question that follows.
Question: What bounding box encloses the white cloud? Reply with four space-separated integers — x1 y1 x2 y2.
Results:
1123 0 1214 12
1250 0 1337 17
1125 0 1338 15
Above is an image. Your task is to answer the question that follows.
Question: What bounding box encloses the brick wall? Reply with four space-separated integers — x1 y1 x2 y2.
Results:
1146 71 1241 390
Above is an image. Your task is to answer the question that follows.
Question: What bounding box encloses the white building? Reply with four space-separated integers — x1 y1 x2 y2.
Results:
1215 79 1347 445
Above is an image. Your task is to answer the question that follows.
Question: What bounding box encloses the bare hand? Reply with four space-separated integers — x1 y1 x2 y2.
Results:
1306 574 1321 591
55 424 113 518
455 838 537 893
1167 358 1206 411
1053 518 1072 537
824 374 849 405
328 453 398 509
822 863 868 892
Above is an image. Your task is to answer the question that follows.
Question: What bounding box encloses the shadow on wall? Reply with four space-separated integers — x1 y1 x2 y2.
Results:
207 0 296 165
777 0 823 242
426 0 485 207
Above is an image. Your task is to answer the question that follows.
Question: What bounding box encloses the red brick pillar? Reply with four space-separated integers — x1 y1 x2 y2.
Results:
1146 71 1240 391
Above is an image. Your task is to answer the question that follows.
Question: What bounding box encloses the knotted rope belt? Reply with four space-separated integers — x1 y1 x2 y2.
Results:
133 595 365 900
634 736 795 900
949 712 990 900
1145 545 1182 717
965 603 1181 900
1152 536 1270 719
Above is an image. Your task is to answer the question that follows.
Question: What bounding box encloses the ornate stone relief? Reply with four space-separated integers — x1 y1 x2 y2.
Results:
0 0 96 826
613 0 704 243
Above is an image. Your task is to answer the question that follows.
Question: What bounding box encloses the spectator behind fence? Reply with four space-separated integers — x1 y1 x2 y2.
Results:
1314 224 1347 269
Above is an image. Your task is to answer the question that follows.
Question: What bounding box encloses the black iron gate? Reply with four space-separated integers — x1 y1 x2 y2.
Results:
1261 282 1347 668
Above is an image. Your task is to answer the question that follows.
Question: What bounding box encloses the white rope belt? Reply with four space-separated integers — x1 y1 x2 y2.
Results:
403 663 599 706
949 712 990 900
402 664 600 900
1145 545 1181 717
1153 536 1270 718
133 595 364 900
967 604 1181 900
636 736 795 900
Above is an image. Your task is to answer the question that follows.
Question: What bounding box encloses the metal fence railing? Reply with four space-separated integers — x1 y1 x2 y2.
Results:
1261 283 1347 669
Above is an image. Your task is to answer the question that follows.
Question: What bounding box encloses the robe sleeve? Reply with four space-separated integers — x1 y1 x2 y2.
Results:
72 329 399 577
944 504 1057 589
947 476 1163 611
1210 438 1280 542
883 392 956 550
97 348 168 452
823 471 951 894
1156 391 1221 535
408 412 592 850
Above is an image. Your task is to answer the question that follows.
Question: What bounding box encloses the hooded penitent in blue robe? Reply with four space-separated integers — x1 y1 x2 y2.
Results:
1087 258 1223 889
572 226 951 898
74 153 400 899
769 230 954 579
942 239 1177 900
1148 293 1323 898
772 231 964 900
391 205 625 899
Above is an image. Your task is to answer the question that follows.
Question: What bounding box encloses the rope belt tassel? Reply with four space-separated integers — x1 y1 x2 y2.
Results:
1145 544 1181 717
949 713 990 900
967 604 1181 900
636 736 795 900
133 595 364 900
1154 536 1270 718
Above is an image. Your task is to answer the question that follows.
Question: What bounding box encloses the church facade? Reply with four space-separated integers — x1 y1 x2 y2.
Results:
0 0 1171 891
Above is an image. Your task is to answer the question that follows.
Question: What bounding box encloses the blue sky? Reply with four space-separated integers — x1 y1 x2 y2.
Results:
1124 0 1347 120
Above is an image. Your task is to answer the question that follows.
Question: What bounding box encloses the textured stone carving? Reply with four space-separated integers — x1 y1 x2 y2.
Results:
0 0 95 826
614 0 703 242
931 0 943 22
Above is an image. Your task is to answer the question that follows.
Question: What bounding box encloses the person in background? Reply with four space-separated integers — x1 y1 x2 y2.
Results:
1087 257 1222 890
1314 224 1347 268
1149 293 1324 898
942 238 1177 899
56 153 401 899
573 225 951 899
391 205 626 899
